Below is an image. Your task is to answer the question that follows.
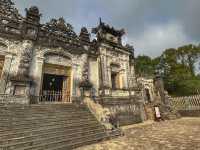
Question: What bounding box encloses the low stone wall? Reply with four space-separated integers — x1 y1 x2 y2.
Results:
83 97 113 130
178 110 200 117
0 94 29 104
170 95 200 117
99 97 143 126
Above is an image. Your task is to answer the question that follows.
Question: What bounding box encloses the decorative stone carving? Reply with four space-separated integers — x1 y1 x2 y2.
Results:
79 55 92 89
25 6 41 24
92 18 125 43
42 17 77 38
17 40 33 78
79 27 90 44
0 0 22 20
0 1 141 121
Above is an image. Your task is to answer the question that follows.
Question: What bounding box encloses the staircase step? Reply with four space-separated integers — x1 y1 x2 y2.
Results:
0 104 110 149
0 127 105 149
0 115 97 131
0 119 100 139
0 112 93 125
15 131 107 150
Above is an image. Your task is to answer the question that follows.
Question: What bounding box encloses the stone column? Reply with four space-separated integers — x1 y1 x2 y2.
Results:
124 63 129 89
107 66 112 88
100 55 106 87
88 58 100 96
154 76 166 104
99 55 111 96
71 64 79 97
33 56 44 97
0 54 13 94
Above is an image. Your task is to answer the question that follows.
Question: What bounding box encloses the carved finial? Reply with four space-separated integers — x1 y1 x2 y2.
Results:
25 6 41 24
43 18 77 38
99 17 102 25
79 27 90 43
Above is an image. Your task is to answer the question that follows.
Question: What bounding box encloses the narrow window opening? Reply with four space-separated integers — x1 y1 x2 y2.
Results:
0 56 5 79
111 72 117 89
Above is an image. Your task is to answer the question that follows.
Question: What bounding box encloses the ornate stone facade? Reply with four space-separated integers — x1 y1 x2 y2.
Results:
0 0 137 100
0 0 149 126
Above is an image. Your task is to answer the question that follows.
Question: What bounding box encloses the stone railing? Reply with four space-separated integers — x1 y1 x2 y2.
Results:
170 95 200 110
170 95 200 117
111 90 130 97
83 97 113 130
0 94 29 104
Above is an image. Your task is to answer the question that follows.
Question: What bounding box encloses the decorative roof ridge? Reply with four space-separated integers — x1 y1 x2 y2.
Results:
92 18 125 37
0 0 23 20
42 17 77 39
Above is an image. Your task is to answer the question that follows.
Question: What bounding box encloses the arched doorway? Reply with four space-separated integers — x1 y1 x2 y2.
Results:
40 63 72 103
39 52 73 103
110 63 121 89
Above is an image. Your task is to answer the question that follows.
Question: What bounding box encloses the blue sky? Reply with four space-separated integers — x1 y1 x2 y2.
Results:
13 0 200 57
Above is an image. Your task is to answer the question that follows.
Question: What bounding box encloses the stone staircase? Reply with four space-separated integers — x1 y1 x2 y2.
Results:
0 103 115 150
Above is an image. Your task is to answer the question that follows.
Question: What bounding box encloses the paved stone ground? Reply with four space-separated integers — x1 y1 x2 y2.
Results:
76 118 200 150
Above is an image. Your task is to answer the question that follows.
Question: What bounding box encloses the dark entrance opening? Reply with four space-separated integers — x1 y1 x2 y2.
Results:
111 72 117 89
42 73 64 102
145 89 151 103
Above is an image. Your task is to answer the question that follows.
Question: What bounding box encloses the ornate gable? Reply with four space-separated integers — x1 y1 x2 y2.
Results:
0 0 22 20
42 17 77 39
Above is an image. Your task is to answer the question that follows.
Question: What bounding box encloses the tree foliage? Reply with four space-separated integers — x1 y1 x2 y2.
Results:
135 44 200 96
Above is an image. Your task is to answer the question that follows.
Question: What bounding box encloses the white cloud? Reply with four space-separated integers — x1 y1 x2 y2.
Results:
128 22 194 57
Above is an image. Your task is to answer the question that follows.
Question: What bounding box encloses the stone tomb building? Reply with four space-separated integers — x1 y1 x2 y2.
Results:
0 0 148 126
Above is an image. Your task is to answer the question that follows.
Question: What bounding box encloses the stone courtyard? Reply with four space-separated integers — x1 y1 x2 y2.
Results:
76 118 200 150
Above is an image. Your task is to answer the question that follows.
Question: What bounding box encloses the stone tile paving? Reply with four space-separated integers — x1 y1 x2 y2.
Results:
76 118 200 150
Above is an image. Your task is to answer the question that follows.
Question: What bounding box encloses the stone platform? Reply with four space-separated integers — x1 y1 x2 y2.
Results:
76 118 200 150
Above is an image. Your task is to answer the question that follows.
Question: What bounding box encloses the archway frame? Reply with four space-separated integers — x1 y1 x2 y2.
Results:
37 48 74 103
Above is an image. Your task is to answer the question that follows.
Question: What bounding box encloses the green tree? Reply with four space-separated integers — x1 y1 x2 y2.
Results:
135 44 200 96
177 44 200 76
135 55 154 77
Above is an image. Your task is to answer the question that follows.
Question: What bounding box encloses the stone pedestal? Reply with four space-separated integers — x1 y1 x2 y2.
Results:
10 79 31 104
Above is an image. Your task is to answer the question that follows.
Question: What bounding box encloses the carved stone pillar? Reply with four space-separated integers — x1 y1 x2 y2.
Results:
107 66 112 88
0 54 13 94
129 64 136 88
71 64 79 97
32 56 44 97
17 40 33 78
10 40 33 97
100 55 106 87
100 55 110 96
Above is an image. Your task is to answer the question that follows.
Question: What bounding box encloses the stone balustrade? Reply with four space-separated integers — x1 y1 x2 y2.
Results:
170 95 200 117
